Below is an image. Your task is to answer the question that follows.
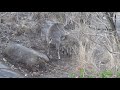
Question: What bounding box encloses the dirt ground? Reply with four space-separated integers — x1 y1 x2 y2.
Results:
0 43 79 78
0 14 79 78
0 54 79 78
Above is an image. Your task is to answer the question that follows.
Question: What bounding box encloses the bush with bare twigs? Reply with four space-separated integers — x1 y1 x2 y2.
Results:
0 12 120 78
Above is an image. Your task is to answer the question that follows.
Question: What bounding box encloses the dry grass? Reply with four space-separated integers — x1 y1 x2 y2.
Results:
0 12 120 77
57 12 120 77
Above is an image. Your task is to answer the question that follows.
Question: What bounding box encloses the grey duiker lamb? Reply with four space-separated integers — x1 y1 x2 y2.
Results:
41 21 69 59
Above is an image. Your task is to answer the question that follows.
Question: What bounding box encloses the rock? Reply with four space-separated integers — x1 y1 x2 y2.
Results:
2 43 49 71
0 69 23 78
0 62 8 69
0 62 24 78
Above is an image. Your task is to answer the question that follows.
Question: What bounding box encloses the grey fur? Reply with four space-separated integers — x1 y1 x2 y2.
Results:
47 23 67 59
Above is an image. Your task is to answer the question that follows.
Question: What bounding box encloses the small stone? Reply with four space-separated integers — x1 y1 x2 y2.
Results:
33 72 38 75
41 74 43 75
11 65 14 68
25 74 27 76
3 58 7 62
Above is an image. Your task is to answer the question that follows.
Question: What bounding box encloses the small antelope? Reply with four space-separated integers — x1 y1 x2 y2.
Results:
41 21 69 59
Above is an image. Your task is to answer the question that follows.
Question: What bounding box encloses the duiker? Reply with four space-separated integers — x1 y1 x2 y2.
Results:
41 22 69 59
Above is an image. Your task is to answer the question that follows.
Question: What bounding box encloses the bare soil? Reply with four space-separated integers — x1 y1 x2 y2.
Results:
0 21 79 78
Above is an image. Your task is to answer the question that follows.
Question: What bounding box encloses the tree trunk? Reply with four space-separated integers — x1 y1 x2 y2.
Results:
104 12 120 50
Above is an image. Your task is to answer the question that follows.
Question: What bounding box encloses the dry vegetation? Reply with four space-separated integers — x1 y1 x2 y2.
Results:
0 12 120 78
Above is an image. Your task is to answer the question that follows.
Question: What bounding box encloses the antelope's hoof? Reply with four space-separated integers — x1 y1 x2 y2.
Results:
49 55 53 59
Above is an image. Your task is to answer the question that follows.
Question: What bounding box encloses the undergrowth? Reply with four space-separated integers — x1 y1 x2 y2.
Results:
69 68 120 78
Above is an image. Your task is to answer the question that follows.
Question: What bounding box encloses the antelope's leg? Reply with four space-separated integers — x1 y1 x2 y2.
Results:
67 46 69 56
56 43 60 60
58 48 60 59
47 39 52 55
62 47 65 55
47 43 50 55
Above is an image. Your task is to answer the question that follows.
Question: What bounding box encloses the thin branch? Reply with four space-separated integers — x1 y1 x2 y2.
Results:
81 31 120 55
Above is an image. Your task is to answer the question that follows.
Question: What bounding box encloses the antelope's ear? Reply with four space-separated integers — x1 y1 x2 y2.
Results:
65 31 70 35
61 35 67 41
